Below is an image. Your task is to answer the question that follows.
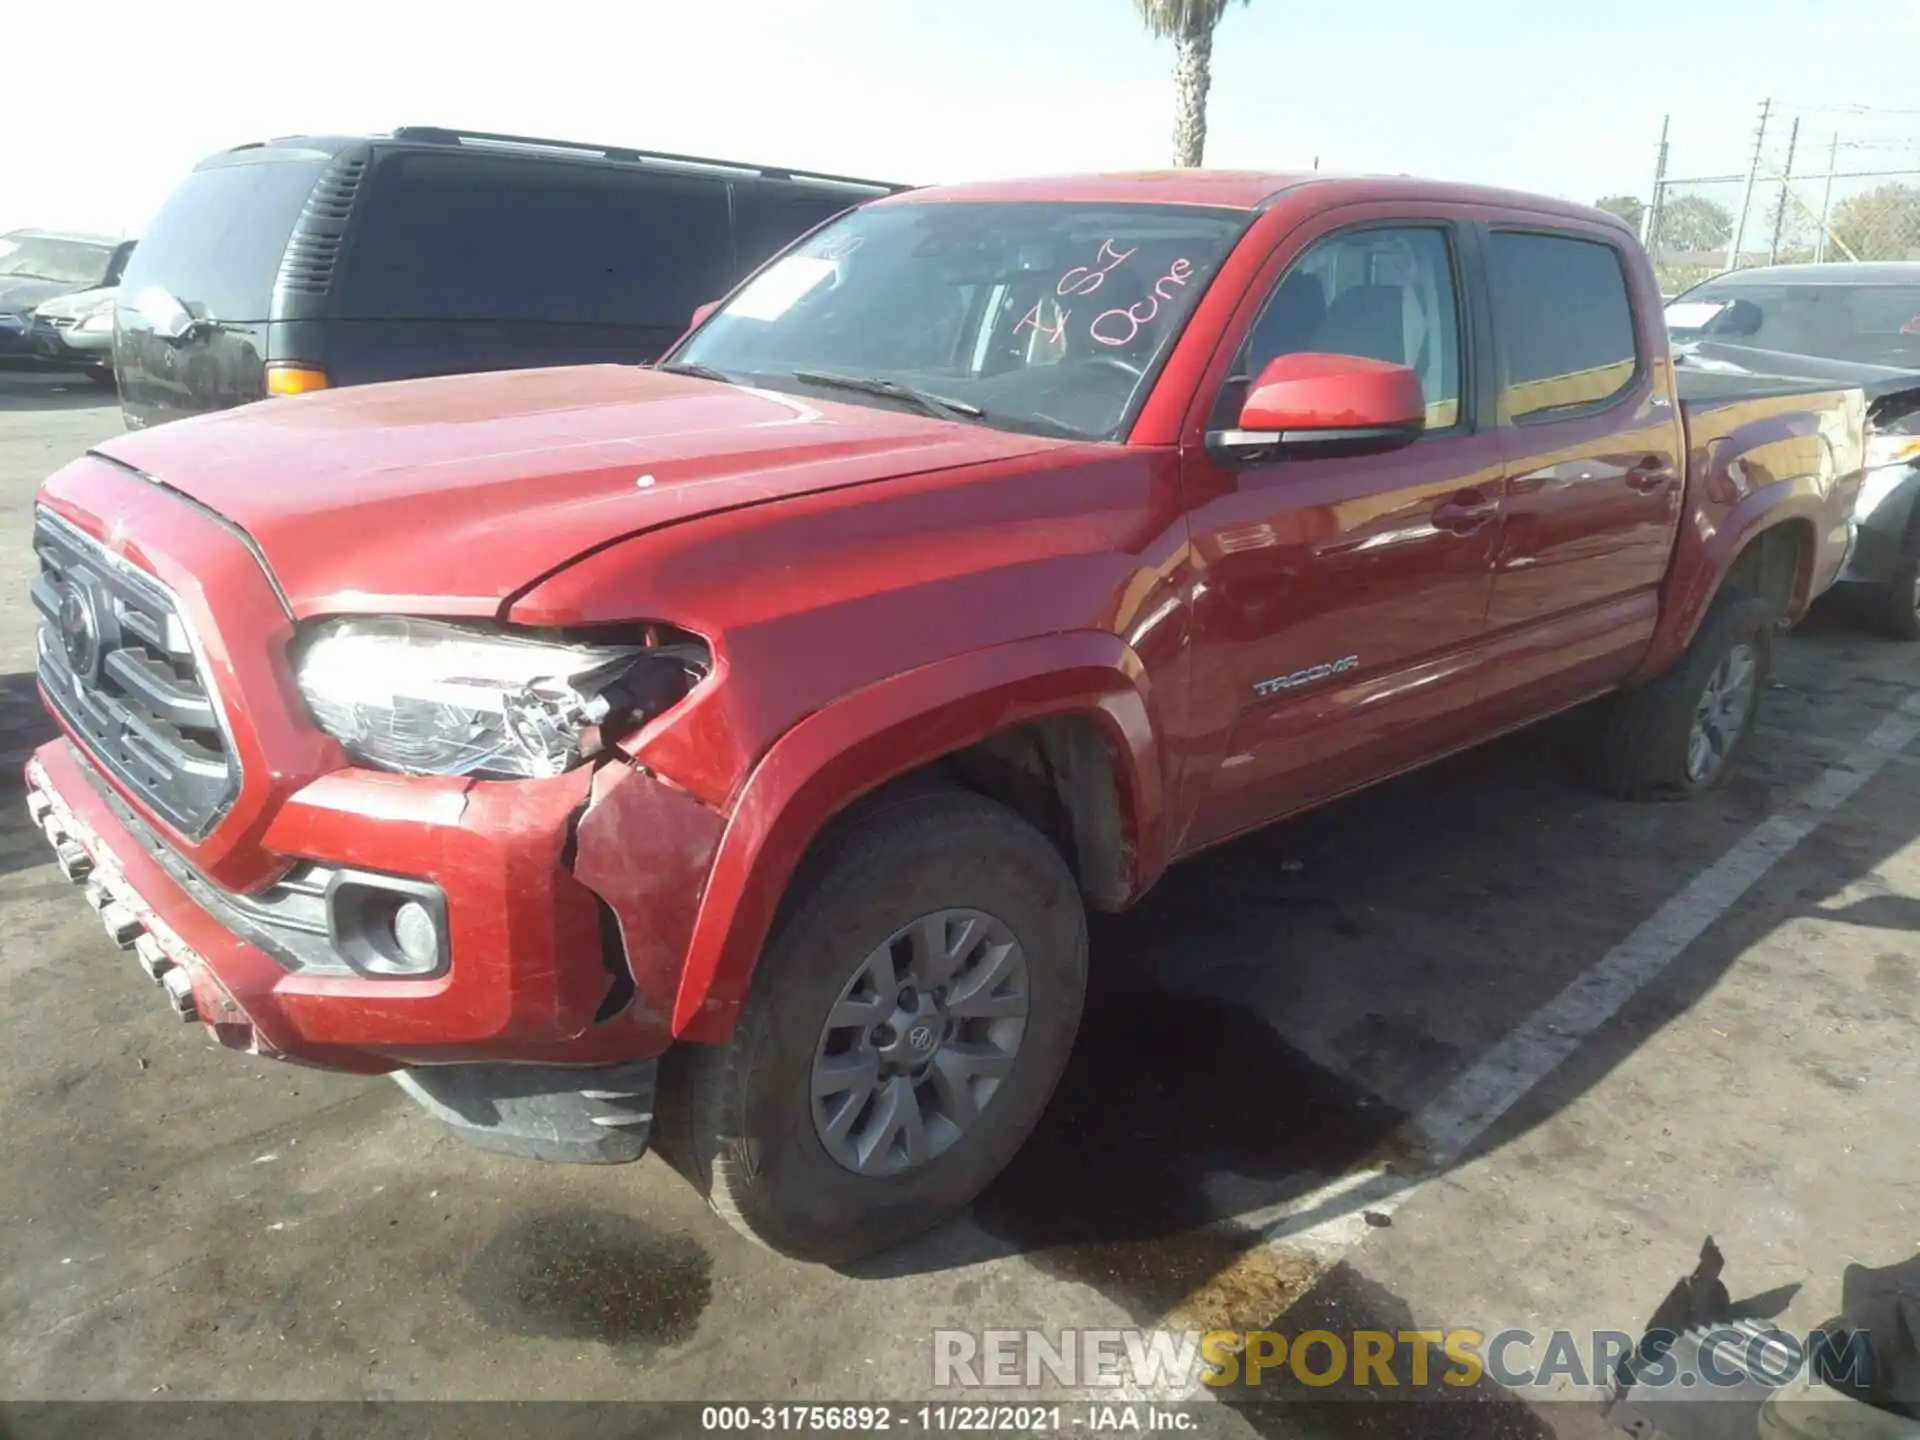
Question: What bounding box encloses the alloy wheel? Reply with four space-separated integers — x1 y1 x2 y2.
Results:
1687 641 1758 784
810 908 1029 1177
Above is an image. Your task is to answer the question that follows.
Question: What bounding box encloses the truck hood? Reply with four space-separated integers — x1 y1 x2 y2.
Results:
90 364 1069 618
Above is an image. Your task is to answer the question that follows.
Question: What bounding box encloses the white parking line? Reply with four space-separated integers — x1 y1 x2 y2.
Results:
1263 689 1920 1258
1147 690 1920 1389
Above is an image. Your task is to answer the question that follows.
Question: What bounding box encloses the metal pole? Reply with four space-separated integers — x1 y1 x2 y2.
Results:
1769 116 1799 263
1726 97 1771 274
1645 114 1670 247
1815 133 1839 264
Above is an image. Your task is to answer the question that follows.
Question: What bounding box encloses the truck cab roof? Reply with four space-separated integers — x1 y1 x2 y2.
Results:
879 171 1632 232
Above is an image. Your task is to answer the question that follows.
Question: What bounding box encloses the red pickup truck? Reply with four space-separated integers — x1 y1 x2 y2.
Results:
24 172 1905 1262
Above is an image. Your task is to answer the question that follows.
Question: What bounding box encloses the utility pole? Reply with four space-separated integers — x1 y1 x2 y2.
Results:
1769 116 1800 263
1645 114 1671 249
1726 97 1772 275
1815 133 1840 264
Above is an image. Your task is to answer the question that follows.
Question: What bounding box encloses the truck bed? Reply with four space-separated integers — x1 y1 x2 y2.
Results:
1676 342 1920 408
1672 353 1920 613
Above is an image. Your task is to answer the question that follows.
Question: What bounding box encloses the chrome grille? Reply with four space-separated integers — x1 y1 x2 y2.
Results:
31 510 239 839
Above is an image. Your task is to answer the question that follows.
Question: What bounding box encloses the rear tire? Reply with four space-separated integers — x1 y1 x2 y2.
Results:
658 784 1088 1263
1576 589 1771 800
1857 556 1920 641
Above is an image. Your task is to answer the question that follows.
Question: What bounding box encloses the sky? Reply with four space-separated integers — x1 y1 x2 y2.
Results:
9 0 1920 240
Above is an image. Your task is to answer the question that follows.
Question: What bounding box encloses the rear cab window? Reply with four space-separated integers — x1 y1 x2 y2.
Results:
335 150 735 327
118 155 327 323
1488 231 1639 422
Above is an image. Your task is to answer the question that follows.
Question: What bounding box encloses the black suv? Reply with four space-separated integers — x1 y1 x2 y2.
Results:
113 127 903 428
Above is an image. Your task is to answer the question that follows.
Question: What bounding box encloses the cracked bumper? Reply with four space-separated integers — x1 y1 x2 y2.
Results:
24 738 675 1073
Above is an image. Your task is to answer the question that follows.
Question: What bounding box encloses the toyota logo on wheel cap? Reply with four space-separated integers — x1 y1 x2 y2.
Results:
57 585 101 682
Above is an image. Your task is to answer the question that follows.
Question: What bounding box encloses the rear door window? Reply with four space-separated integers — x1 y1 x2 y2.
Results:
117 157 325 323
336 150 734 327
1488 231 1639 421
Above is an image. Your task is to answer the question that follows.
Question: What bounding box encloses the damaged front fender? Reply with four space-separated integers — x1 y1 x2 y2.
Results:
568 757 726 1056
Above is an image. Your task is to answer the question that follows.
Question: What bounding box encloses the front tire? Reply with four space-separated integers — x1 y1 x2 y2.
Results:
1577 589 1771 800
660 784 1088 1263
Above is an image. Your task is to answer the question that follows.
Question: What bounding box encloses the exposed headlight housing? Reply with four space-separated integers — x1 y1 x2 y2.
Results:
295 617 706 779
75 309 113 335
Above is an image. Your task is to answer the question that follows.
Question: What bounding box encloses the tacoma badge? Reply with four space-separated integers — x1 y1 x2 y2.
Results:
1254 655 1359 697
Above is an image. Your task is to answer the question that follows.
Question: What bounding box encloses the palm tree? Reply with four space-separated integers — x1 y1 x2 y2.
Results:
1135 0 1250 168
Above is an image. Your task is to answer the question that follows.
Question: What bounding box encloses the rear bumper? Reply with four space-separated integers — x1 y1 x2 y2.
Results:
1837 519 1903 588
24 737 675 1074
1836 466 1920 589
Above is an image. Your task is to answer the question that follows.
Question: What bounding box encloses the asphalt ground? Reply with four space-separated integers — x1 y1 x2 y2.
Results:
2 369 1916 1440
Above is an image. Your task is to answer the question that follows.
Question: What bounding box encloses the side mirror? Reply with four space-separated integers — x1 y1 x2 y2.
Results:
1207 352 1426 464
689 300 722 330
132 285 202 345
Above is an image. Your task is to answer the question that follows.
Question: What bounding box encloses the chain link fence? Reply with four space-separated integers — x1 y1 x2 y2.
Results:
1645 169 1920 298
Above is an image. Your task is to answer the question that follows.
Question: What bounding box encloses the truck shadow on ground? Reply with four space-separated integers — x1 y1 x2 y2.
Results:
845 629 1918 1432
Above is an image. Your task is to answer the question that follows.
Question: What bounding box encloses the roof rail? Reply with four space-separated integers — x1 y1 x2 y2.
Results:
390 126 905 192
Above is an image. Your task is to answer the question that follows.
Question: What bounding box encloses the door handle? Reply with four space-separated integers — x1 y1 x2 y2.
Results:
1432 488 1499 534
1627 458 1677 494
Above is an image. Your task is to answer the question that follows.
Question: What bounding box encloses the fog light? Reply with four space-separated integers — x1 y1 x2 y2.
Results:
324 871 449 978
392 900 440 972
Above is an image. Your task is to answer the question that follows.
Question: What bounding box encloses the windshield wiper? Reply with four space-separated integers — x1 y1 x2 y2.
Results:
656 360 734 383
1007 411 1097 440
790 370 984 422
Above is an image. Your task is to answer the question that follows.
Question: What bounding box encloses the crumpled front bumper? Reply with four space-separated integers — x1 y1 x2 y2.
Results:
25 738 677 1161
28 743 280 1048
22 736 674 1072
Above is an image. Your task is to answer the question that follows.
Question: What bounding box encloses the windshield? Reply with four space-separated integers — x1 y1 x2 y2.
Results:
674 200 1250 440
0 235 115 287
1665 280 1920 372
118 158 326 324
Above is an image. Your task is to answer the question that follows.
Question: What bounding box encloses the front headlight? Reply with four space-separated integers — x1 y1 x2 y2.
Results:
295 617 704 779
75 309 113 335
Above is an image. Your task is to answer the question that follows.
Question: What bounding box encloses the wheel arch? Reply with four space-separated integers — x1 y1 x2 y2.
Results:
669 631 1165 1043
1636 496 1821 683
